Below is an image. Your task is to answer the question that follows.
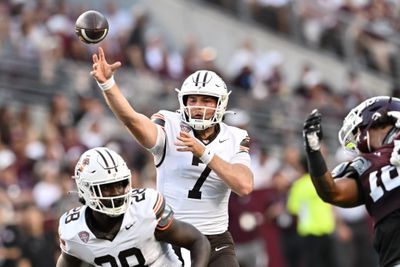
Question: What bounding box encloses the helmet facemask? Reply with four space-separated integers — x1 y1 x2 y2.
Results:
338 107 364 153
77 178 131 217
176 70 231 131
73 147 132 217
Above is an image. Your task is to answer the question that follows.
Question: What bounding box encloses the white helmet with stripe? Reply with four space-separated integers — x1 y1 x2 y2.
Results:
176 70 231 130
73 147 131 217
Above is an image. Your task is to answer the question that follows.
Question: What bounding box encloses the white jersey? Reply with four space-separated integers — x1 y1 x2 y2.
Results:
150 110 251 235
58 188 180 267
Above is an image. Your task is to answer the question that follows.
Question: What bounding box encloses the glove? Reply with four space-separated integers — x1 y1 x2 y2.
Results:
390 140 400 166
303 109 323 153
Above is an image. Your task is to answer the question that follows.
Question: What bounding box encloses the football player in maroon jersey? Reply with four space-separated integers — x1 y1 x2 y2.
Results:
303 96 400 267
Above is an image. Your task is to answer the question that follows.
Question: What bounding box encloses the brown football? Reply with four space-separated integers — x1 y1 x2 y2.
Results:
75 10 109 44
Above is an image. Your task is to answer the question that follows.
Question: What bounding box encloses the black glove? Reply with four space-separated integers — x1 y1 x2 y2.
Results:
303 109 323 153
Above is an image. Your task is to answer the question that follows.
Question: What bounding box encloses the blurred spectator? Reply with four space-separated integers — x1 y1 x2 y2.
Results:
32 163 63 211
287 155 337 267
49 94 74 130
293 62 314 98
182 36 201 77
0 3 13 57
18 205 57 267
199 46 224 78
247 0 291 33
126 6 149 71
294 0 344 54
352 0 398 74
340 70 368 110
227 109 271 267
102 1 134 63
252 51 286 100
229 191 269 267
0 145 20 197
0 106 13 146
0 190 21 267
228 38 256 93
251 147 281 189
266 145 303 267
144 31 170 78
335 206 378 267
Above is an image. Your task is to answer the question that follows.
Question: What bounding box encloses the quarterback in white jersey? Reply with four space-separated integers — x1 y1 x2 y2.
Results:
56 147 210 267
90 47 254 267
150 110 250 235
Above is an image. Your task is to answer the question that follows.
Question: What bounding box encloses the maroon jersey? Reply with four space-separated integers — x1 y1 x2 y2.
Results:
340 143 400 224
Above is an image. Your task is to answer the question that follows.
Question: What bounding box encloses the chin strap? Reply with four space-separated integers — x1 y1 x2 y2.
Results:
224 110 236 115
383 126 400 145
384 111 400 145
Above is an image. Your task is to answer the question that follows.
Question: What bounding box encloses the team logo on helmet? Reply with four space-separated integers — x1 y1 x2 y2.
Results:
78 157 90 173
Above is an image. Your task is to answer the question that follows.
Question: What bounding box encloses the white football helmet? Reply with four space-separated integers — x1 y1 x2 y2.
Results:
73 147 131 217
176 70 231 130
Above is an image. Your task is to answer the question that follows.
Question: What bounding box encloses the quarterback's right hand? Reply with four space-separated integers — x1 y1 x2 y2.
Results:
90 47 121 83
303 109 323 153
390 140 400 166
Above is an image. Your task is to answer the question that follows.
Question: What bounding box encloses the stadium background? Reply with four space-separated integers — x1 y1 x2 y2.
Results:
0 0 399 266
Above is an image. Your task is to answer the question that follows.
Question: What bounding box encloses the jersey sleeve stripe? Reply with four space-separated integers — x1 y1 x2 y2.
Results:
155 140 167 168
240 136 251 148
151 113 165 119
156 214 174 231
239 146 250 153
153 192 165 219
151 114 166 127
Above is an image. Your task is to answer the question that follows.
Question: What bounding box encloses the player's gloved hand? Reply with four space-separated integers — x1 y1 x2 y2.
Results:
390 140 400 166
303 109 323 153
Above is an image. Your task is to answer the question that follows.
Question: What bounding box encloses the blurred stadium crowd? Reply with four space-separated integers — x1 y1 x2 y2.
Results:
209 0 400 79
0 0 398 266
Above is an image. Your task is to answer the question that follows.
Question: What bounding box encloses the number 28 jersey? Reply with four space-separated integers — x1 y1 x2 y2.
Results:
150 110 251 235
58 188 180 266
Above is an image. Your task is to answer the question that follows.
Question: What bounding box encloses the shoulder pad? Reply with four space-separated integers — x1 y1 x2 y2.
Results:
331 156 371 178
350 156 371 176
331 161 351 178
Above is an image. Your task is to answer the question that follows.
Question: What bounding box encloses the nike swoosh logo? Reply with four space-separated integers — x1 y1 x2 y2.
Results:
215 245 229 252
219 139 228 143
125 224 134 230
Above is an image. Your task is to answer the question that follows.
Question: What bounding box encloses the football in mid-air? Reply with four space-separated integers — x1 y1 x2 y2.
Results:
75 10 109 44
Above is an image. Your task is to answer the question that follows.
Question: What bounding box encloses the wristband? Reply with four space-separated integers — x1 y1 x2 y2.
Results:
306 150 328 177
199 147 215 165
97 75 115 91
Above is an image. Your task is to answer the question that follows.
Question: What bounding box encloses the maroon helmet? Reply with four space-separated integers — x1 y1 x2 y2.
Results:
339 96 400 153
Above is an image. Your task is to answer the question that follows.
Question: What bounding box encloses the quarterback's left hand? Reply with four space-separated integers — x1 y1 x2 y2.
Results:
390 140 400 166
175 131 205 158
